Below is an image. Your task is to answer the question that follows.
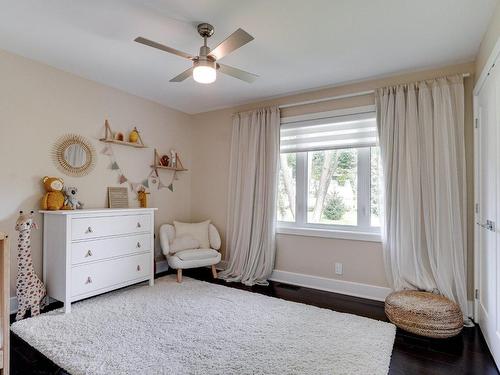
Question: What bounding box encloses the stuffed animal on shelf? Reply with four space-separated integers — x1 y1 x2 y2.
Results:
40 176 66 210
64 186 83 210
137 188 150 208
15 211 47 320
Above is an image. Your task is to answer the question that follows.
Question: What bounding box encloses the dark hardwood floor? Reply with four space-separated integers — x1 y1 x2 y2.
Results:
11 268 499 375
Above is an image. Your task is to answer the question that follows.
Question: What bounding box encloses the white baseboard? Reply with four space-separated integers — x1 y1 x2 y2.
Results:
155 259 169 274
269 270 392 302
468 300 475 321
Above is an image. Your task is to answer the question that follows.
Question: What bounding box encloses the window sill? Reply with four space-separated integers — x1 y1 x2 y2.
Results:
276 226 382 242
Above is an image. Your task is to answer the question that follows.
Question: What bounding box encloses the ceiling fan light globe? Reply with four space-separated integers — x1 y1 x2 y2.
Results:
193 65 216 84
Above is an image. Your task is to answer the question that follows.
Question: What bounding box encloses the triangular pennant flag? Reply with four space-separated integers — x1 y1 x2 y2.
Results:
119 174 128 184
167 183 174 192
110 161 119 170
101 145 113 156
142 179 149 188
157 179 167 190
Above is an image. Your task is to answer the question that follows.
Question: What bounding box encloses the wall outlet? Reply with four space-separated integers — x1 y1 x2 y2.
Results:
335 262 343 275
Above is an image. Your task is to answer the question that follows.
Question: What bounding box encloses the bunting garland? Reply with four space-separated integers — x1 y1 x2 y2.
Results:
157 179 168 190
101 144 113 156
101 143 176 193
118 174 128 184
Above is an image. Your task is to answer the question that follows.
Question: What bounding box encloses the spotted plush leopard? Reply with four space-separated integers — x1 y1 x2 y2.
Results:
15 211 46 321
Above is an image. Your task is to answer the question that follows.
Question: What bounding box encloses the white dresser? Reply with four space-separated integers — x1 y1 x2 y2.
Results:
41 208 157 313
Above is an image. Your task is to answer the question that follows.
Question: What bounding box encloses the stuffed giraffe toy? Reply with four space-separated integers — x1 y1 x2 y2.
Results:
15 210 47 321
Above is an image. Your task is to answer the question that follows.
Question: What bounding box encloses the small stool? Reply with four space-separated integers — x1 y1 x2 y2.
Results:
385 290 463 338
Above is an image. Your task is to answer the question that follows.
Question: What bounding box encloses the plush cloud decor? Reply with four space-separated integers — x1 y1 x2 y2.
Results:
170 235 200 253
174 220 211 249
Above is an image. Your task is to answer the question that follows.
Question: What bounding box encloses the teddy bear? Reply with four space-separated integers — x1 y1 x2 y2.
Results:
64 186 83 210
40 176 66 210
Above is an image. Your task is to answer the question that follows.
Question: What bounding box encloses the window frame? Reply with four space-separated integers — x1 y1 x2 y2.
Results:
277 105 381 242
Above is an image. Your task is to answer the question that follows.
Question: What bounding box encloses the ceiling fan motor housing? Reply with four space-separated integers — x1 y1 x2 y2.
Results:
197 23 215 38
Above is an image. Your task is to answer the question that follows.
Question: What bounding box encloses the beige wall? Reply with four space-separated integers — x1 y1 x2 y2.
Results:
0 50 193 298
191 62 475 293
476 1 500 80
0 48 478 300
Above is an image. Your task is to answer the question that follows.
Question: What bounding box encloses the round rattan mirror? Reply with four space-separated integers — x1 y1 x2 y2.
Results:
52 134 96 177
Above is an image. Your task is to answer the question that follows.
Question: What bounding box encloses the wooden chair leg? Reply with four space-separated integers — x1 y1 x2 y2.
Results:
177 269 182 283
211 264 218 279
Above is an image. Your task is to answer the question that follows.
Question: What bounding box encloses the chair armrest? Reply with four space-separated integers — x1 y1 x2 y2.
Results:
209 224 221 250
159 224 175 256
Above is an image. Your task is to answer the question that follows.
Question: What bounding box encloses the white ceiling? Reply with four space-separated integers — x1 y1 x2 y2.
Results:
0 0 496 114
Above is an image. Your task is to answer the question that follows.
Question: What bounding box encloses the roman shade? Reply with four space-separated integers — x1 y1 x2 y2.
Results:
280 109 377 153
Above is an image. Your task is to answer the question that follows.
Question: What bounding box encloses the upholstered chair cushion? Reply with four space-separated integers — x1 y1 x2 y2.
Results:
174 220 211 249
175 248 220 262
170 235 200 253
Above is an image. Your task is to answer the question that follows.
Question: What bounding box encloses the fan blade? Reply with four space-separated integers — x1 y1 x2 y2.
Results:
135 37 193 60
170 67 194 82
209 28 254 60
218 64 258 83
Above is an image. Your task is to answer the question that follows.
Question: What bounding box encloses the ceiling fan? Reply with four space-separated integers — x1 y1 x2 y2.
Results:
134 23 258 84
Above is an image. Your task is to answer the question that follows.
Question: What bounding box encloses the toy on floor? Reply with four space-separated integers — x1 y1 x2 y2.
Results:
40 176 66 210
15 211 47 320
64 186 83 209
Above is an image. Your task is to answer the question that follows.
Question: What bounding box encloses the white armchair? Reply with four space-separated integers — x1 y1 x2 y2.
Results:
159 223 222 283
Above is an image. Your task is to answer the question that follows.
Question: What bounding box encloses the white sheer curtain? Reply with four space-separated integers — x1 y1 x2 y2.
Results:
376 75 469 321
219 106 280 286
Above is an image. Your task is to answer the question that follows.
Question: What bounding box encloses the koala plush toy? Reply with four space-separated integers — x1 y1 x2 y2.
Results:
64 186 84 210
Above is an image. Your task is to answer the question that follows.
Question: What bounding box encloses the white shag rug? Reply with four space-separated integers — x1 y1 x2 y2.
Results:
11 275 395 375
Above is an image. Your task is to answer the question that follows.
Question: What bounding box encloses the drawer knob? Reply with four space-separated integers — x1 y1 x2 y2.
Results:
85 276 92 284
137 265 141 271
86 226 93 234
85 250 93 257
137 242 141 248
136 222 142 228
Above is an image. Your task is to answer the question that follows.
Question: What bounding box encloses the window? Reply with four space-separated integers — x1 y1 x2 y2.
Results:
277 106 381 240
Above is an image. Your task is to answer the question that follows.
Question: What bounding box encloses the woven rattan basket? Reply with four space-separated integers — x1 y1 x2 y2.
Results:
385 290 463 338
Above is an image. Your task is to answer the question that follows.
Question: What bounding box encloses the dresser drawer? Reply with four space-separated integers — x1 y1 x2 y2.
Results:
71 214 151 241
71 253 151 298
71 234 151 265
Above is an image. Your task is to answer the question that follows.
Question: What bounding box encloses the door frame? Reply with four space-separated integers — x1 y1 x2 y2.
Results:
473 93 479 321
473 35 500 322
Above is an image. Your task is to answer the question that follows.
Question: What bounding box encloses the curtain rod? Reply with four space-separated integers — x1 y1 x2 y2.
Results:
278 72 471 109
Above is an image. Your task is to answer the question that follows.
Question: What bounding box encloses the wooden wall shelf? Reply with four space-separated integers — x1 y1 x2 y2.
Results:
152 149 188 172
152 165 188 172
99 120 147 148
99 138 147 148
